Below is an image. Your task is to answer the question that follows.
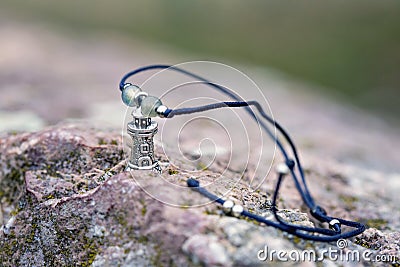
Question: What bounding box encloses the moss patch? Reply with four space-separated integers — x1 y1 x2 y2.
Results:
168 169 179 175
0 166 24 205
339 194 358 211
196 162 208 171
365 218 388 230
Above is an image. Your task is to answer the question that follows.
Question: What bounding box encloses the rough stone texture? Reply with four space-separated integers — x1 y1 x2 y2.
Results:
0 125 308 266
0 17 399 267
0 125 399 266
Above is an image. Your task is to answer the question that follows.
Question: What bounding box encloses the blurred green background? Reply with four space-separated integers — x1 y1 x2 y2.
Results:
2 0 399 122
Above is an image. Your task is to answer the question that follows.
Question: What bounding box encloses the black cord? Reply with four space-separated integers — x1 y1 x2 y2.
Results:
167 99 316 207
121 66 312 206
187 178 364 242
119 64 365 242
168 100 364 240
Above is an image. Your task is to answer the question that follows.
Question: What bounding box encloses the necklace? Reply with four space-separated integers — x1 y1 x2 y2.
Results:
118 64 365 242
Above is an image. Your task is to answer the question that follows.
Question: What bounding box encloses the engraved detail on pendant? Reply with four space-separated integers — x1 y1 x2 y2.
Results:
126 116 161 173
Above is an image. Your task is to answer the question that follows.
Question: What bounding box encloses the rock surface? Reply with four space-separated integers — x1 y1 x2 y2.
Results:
0 125 398 266
0 16 399 267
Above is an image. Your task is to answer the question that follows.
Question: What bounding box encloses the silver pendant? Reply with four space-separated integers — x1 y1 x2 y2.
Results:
126 114 161 174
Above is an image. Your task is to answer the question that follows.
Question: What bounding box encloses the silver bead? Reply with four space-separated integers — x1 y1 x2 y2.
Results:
275 163 289 175
232 204 244 217
121 85 141 107
141 96 163 117
156 105 168 117
329 219 340 227
222 200 234 214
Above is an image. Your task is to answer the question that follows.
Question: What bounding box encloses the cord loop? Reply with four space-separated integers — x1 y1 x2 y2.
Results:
119 64 366 242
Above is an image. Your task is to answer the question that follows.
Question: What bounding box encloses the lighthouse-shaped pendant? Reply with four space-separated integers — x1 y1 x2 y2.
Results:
126 114 162 173
121 83 165 174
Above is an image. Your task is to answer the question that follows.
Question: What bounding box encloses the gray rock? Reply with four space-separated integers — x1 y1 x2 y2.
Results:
0 124 399 266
